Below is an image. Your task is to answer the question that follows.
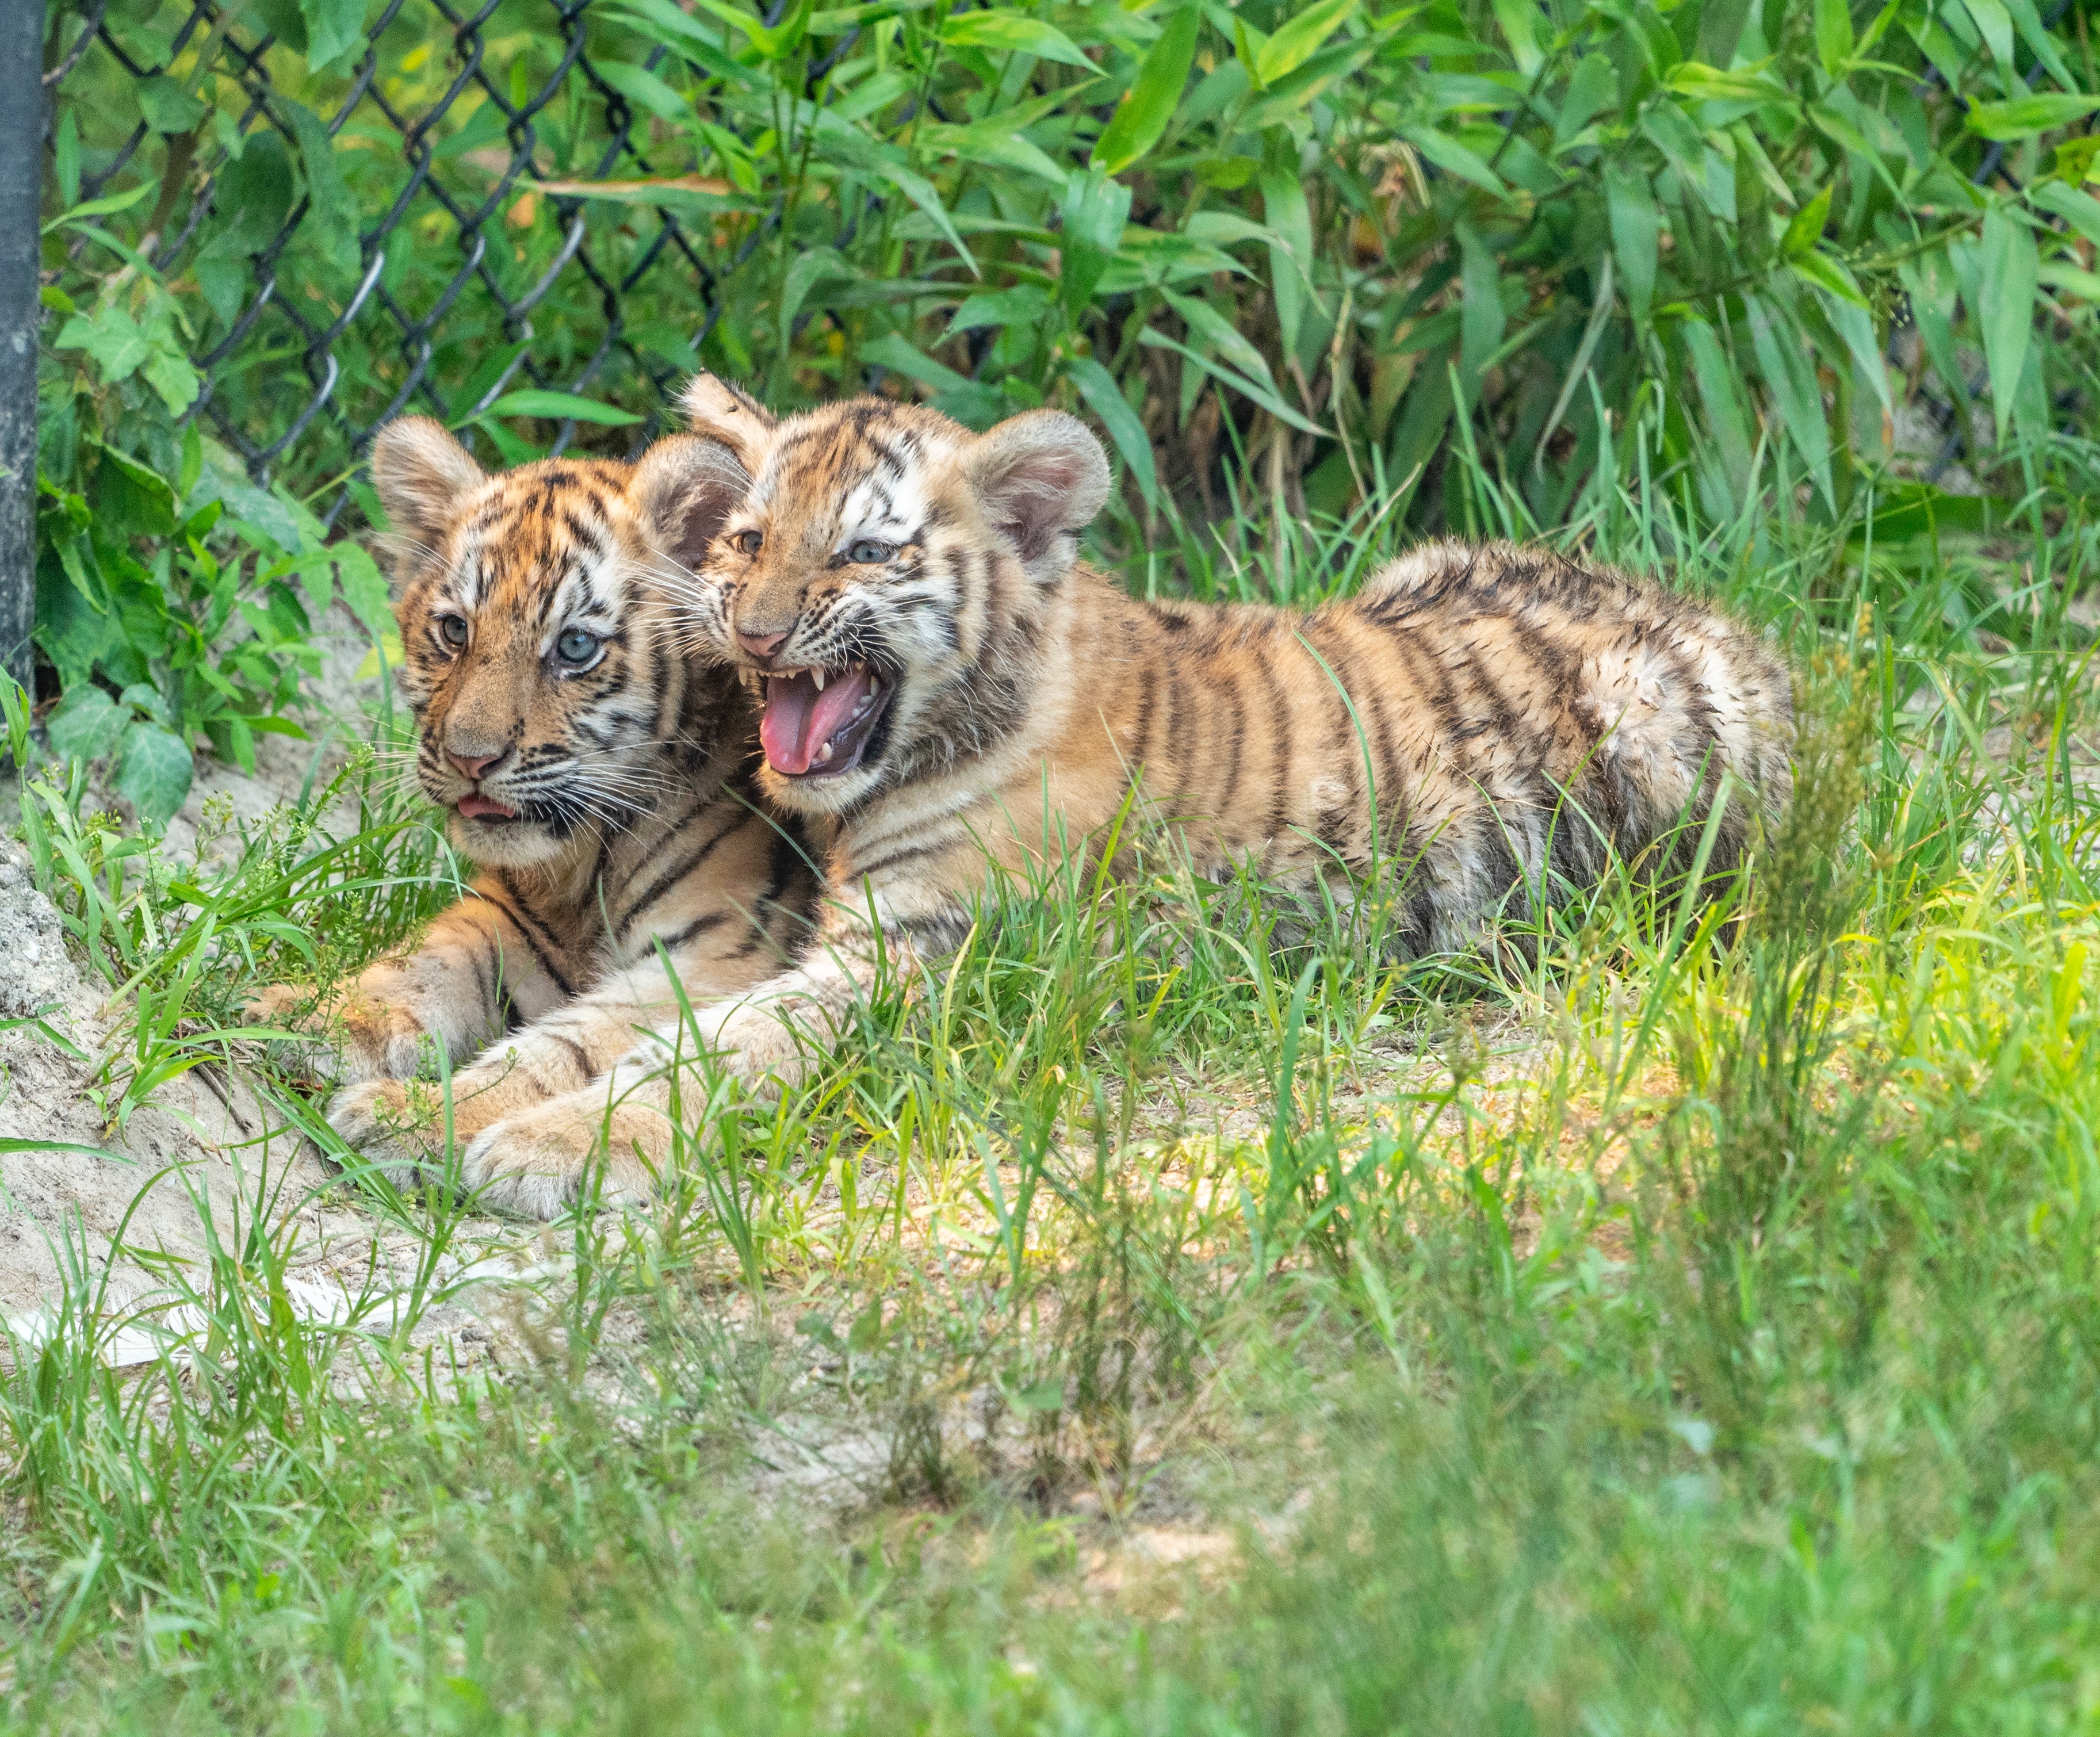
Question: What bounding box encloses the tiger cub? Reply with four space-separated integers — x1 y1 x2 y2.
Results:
608 375 1793 1104
252 418 816 1218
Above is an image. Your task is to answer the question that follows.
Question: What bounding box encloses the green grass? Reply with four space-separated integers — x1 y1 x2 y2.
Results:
6 453 2100 1732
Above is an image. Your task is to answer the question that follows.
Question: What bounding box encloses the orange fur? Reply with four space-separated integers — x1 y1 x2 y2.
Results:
648 380 1793 1101
253 419 814 1217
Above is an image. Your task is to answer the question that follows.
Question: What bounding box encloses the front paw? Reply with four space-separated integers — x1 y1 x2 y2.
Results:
454 1093 673 1220
327 1076 452 1184
248 980 438 1085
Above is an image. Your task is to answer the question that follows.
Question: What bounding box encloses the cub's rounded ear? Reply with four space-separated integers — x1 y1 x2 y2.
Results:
677 373 776 476
369 417 484 550
629 433 753 573
964 411 1111 582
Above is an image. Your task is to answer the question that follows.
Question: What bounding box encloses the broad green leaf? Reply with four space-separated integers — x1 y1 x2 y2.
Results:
1064 355 1157 507
1139 329 1329 436
1058 166 1133 318
114 722 194 828
940 12 1094 69
1781 184 1833 258
334 545 392 636
479 390 645 426
54 309 151 384
136 76 206 133
1093 6 1201 174
1967 94 2100 140
1255 0 1355 85
45 688 127 764
1604 164 1658 319
1978 208 2039 442
1814 0 1853 73
1744 291 1833 507
298 0 366 68
283 101 360 274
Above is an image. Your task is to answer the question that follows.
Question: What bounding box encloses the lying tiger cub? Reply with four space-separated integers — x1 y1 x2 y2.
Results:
602 376 1795 1108
253 418 815 1217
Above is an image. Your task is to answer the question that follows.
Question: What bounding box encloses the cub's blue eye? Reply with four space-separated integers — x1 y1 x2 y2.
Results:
730 529 763 556
848 539 895 564
438 614 469 648
556 628 601 666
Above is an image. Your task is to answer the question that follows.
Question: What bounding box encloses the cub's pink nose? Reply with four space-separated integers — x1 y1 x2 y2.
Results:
445 746 508 780
737 629 787 660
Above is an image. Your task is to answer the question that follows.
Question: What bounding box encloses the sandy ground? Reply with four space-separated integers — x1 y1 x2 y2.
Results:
0 630 548 1361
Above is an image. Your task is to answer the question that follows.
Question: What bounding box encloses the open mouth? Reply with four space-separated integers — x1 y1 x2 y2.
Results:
758 663 892 779
457 792 519 822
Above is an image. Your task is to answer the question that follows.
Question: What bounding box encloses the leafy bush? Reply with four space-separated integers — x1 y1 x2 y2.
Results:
35 0 2100 795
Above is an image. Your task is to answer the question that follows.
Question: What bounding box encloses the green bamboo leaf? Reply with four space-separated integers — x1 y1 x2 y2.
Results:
1255 0 1356 85
1680 315 1754 491
940 12 1095 70
1790 250 1869 308
1160 288 1277 391
478 391 645 426
1979 208 2038 442
2031 178 2100 247
1963 0 2016 78
1604 164 1658 320
1814 0 1853 73
1138 330 1331 437
1260 146 1317 358
1058 166 1133 317
1400 124 1504 193
1664 60 1793 104
1093 6 1202 175
1744 291 1833 507
1967 94 2100 140
1781 184 1833 258
1065 355 1158 507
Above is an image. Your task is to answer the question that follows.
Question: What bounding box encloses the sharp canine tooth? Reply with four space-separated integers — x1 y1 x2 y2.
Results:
812 668 828 691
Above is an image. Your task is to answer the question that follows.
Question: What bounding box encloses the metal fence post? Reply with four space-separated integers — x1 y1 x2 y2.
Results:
0 0 42 697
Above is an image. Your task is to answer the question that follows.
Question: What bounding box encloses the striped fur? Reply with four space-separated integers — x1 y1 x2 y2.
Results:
253 419 816 1216
633 380 1795 1101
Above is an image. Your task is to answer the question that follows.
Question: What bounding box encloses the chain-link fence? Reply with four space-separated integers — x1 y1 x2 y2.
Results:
44 0 779 514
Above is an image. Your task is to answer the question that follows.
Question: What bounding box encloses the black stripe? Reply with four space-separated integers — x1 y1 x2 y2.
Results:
475 889 576 998
613 806 744 942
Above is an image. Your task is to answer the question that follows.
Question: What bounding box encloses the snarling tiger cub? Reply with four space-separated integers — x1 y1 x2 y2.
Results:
618 376 1794 1104
251 417 816 1218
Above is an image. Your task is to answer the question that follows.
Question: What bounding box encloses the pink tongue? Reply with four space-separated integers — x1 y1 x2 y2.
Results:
760 669 874 775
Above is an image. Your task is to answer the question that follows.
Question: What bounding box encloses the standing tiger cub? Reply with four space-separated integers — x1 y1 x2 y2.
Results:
614 377 1793 1103
251 418 816 1218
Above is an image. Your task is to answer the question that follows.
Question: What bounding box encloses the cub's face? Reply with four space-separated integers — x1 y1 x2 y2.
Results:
370 419 740 867
672 377 1110 816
